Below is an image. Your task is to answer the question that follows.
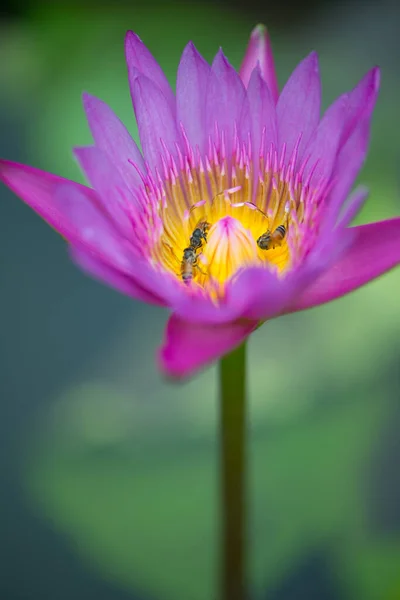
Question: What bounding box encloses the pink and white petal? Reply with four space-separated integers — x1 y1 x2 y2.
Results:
277 52 321 162
239 24 279 103
125 31 175 112
158 313 258 378
82 93 144 188
70 246 167 306
176 42 211 153
205 49 246 149
289 217 400 313
0 160 97 242
74 146 140 240
131 74 181 173
247 65 278 156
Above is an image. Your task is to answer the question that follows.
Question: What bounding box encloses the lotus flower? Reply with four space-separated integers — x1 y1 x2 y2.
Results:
1 25 399 378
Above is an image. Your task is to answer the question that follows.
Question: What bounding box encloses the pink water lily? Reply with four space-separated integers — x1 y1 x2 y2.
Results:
1 25 399 378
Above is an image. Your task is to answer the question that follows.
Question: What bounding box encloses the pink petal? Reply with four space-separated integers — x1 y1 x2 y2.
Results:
54 182 133 271
277 52 321 161
0 160 178 308
82 93 144 188
246 65 278 156
176 41 211 154
131 74 180 172
235 229 356 324
289 217 400 313
336 186 369 229
74 146 139 241
302 67 379 188
340 67 380 149
169 291 242 326
302 93 348 186
125 31 175 112
239 24 279 104
298 226 356 286
205 49 246 149
56 183 178 303
70 247 167 306
0 159 97 242
171 266 288 325
327 118 371 223
230 266 298 321
159 313 257 378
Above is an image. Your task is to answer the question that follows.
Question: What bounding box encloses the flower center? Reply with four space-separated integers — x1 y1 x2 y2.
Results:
143 130 322 296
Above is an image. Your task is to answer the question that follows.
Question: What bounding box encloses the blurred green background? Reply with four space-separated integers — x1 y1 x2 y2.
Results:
0 1 399 599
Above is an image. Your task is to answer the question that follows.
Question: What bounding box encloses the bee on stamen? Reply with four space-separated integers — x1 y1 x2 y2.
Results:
181 220 211 283
257 225 287 250
189 220 210 250
181 246 199 283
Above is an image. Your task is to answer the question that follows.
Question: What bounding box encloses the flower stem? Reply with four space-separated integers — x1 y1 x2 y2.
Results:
218 341 247 600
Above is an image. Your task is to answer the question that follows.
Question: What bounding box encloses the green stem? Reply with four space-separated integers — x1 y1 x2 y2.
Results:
218 342 247 600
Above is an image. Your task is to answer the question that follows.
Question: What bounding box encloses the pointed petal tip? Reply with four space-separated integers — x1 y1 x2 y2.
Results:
240 23 279 101
250 23 268 40
124 31 139 63
181 40 200 60
371 65 381 90
248 24 276 55
306 50 319 72
82 91 95 109
212 47 236 74
214 46 227 61
124 28 174 110
0 159 38 185
0 159 20 188
124 30 141 46
81 92 107 123
124 30 133 52
0 158 13 173
359 65 380 93
294 50 319 75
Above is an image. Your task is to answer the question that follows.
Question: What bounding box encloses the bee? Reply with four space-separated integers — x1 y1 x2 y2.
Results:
257 225 286 250
180 220 211 283
181 246 199 283
189 220 210 250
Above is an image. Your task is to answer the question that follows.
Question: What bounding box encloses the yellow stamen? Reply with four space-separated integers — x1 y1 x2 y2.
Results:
148 140 310 297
